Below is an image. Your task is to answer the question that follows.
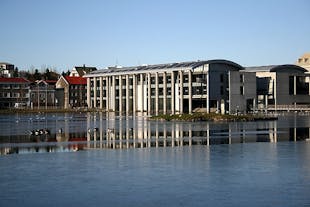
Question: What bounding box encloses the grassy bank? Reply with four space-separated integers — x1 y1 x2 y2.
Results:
150 113 278 122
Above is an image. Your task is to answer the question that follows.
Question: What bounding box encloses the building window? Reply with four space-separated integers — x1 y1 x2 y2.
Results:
167 77 171 83
184 75 189 82
167 88 171 95
151 77 155 84
220 74 224 83
289 76 294 95
240 86 244 95
183 87 188 95
296 76 309 95
240 74 244 83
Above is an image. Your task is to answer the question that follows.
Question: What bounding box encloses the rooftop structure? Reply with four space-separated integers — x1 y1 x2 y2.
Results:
296 53 310 72
70 65 97 77
0 62 14 78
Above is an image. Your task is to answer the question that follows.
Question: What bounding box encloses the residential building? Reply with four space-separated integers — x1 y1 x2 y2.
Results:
246 64 310 111
0 77 30 109
29 80 57 109
296 53 310 72
0 62 14 78
56 76 87 109
84 59 257 114
69 65 97 77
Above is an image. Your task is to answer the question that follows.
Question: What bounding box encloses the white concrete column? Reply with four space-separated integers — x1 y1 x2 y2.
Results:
140 73 144 112
206 71 209 113
171 71 175 114
99 77 103 109
265 95 268 113
148 73 151 114
106 77 110 111
273 78 277 111
112 76 116 111
294 75 297 95
179 71 183 114
188 70 192 114
119 75 122 113
93 77 97 108
126 75 129 113
132 74 136 113
87 78 91 108
163 72 167 114
155 72 159 115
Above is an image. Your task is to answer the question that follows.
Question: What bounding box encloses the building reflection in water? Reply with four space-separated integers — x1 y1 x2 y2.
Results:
85 112 310 150
1 112 310 155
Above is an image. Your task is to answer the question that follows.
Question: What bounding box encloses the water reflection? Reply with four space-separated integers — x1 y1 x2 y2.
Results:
85 114 310 149
0 112 309 155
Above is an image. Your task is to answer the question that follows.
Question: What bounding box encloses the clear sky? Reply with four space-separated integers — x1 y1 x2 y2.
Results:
1 0 309 72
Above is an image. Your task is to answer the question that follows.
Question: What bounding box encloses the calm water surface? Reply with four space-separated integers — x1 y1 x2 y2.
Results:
0 113 310 206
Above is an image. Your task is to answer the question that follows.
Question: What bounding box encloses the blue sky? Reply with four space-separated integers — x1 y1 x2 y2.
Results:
1 0 309 72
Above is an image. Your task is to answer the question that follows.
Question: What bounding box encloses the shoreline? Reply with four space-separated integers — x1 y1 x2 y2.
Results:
0 108 105 114
0 109 278 122
150 113 278 122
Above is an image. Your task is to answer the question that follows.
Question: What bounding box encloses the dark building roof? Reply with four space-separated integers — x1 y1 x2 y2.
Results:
64 76 87 85
45 80 57 85
86 59 243 77
0 62 14 65
0 77 30 83
74 66 97 76
245 64 307 73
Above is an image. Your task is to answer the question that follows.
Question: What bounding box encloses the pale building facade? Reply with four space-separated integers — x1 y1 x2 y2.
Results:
56 76 87 109
69 65 97 77
0 62 14 78
29 80 56 109
246 65 310 111
84 60 257 114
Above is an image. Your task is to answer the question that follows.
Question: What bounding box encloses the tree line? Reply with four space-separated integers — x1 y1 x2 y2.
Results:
10 67 71 82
